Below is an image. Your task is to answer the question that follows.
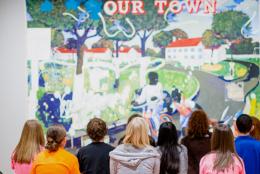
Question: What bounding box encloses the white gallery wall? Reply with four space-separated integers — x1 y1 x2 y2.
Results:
0 0 27 173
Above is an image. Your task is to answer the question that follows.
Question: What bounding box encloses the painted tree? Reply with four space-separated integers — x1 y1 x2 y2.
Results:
153 31 173 58
99 14 135 58
202 29 222 57
27 0 103 128
27 0 102 74
51 29 64 48
92 39 114 50
227 39 260 54
212 11 250 56
127 0 168 57
170 28 188 40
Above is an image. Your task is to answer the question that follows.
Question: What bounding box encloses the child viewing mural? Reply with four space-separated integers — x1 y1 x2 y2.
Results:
26 0 259 145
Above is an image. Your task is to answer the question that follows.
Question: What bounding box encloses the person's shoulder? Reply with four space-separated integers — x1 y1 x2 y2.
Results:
236 136 260 145
200 152 215 163
180 144 187 152
60 149 77 160
102 143 115 150
181 135 189 142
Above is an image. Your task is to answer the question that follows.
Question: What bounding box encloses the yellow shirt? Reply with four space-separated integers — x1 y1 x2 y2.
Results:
30 148 80 174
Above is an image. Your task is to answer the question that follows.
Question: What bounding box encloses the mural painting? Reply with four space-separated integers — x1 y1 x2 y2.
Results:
26 0 260 146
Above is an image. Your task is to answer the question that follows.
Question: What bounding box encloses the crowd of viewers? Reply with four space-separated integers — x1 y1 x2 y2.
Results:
11 111 260 174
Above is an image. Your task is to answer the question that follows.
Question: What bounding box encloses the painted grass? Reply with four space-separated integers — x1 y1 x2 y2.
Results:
209 61 248 79
35 62 199 125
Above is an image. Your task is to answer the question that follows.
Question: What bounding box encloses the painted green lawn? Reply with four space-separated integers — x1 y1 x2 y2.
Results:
210 61 248 79
37 62 199 124
98 65 200 124
250 84 260 119
235 58 260 67
41 63 74 93
157 69 199 98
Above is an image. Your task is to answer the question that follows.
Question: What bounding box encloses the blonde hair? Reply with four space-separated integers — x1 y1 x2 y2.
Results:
123 117 150 148
13 120 45 163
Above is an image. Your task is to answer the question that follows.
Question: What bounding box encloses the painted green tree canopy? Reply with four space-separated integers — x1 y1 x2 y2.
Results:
126 0 168 57
212 11 250 42
27 0 103 74
202 29 222 56
153 31 173 57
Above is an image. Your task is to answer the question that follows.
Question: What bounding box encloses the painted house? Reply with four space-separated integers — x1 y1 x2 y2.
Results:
54 47 77 62
165 38 227 68
84 48 112 61
113 47 142 62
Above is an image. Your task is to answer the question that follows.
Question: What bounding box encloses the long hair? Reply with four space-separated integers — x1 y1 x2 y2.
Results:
157 122 180 174
250 117 260 140
13 120 45 163
187 110 209 138
211 124 241 172
123 117 150 148
45 124 66 152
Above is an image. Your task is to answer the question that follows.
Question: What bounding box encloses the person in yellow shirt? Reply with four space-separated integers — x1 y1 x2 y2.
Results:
30 124 80 174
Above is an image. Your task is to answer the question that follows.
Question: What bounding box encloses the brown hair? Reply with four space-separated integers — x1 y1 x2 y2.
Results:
13 120 45 163
87 118 107 142
187 110 209 138
123 117 150 148
45 124 66 152
250 117 260 140
211 124 241 172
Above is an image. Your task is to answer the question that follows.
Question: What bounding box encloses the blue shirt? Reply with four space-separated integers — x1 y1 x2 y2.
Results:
235 136 260 174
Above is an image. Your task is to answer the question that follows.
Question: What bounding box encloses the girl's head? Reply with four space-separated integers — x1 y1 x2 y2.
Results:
211 124 237 172
157 122 178 146
45 124 66 152
123 117 149 148
157 122 180 174
250 117 260 140
14 120 45 163
187 110 209 137
127 113 142 125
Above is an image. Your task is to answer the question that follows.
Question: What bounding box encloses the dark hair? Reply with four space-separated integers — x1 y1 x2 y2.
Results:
87 118 107 141
45 124 66 152
148 72 158 85
236 114 252 134
211 124 241 172
187 110 209 138
157 122 180 174
250 117 260 140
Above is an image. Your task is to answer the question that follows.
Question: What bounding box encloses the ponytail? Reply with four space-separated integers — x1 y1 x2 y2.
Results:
45 124 66 152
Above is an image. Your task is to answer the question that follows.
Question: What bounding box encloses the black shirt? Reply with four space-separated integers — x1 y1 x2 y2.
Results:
77 142 114 174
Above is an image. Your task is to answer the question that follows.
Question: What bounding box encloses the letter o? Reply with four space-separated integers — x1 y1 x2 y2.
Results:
104 1 118 16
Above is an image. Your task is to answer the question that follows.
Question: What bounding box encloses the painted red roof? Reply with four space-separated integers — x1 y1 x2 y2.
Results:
167 38 202 48
86 48 108 53
119 47 131 53
114 47 141 53
56 47 77 53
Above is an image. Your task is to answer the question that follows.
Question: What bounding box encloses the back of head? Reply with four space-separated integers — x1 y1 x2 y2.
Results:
157 122 178 146
123 117 149 148
45 124 66 152
211 124 237 172
127 113 142 125
250 117 260 140
87 118 107 142
157 122 180 174
187 110 209 138
14 119 44 163
236 114 252 134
